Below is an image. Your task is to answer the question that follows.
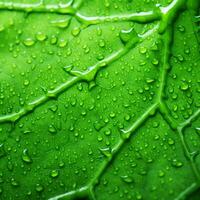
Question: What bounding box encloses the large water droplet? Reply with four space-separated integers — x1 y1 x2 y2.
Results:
119 28 138 45
22 149 32 163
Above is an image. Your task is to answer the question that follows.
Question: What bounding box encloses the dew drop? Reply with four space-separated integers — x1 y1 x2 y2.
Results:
23 38 35 47
158 170 165 177
58 38 68 48
50 170 59 178
119 28 138 45
51 18 71 28
139 46 147 54
0 144 6 158
23 79 30 86
22 149 32 163
50 35 57 44
48 124 57 134
36 32 47 42
11 178 19 187
180 83 189 91
121 175 134 183
36 184 44 192
71 27 81 37
168 138 175 145
152 58 159 66
98 39 105 48
171 159 183 168
63 64 73 72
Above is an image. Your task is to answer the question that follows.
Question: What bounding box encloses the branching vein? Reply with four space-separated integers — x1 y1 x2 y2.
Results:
0 26 157 123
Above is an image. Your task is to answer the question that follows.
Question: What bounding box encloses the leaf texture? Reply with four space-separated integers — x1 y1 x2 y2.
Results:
0 0 200 199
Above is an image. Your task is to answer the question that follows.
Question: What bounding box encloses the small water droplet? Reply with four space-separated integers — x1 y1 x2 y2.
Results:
50 35 57 44
121 175 134 183
23 79 30 86
50 170 59 178
36 184 44 192
0 144 6 158
98 39 105 47
139 46 147 54
71 27 81 37
171 159 183 168
58 38 68 48
63 64 73 72
152 58 159 66
11 178 19 187
36 32 47 42
158 170 165 177
48 124 57 134
23 38 35 47
168 138 175 145
51 18 71 28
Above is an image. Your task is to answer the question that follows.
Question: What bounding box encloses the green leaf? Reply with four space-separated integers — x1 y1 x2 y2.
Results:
0 0 200 199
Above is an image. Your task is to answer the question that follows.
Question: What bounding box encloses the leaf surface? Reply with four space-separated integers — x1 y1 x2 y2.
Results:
0 0 200 199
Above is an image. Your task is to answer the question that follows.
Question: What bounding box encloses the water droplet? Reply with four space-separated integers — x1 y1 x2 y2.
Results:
36 184 44 192
178 25 185 32
136 193 143 200
48 124 57 134
168 138 175 145
58 38 68 48
109 112 116 118
22 149 32 163
23 79 30 86
139 46 147 54
49 105 58 112
11 178 19 187
99 147 111 157
97 135 103 142
171 159 183 168
195 127 200 136
63 64 73 73
36 32 47 42
153 122 159 128
180 83 189 91
119 28 138 45
121 175 134 183
146 78 155 83
23 38 35 47
177 54 184 62
152 58 159 66
98 39 105 47
0 144 6 158
50 35 57 44
124 114 131 121
59 161 65 168
158 170 165 177
50 170 59 178
96 27 102 36
71 27 81 37
51 18 71 28
104 129 111 136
